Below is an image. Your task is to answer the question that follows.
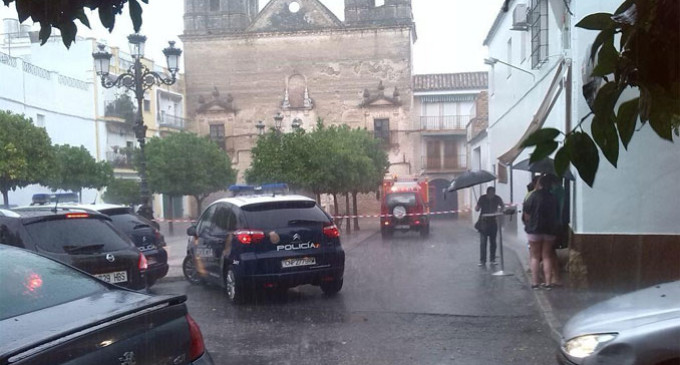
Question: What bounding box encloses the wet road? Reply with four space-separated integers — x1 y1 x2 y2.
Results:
152 219 556 364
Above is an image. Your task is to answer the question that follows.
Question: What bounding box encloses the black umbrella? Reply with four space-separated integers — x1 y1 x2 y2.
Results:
447 170 496 192
513 157 575 180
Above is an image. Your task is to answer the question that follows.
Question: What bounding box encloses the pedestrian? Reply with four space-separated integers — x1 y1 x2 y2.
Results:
523 175 559 290
475 186 504 266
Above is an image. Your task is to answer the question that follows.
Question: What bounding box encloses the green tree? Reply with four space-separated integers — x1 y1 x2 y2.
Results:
47 144 113 202
102 178 142 206
0 110 54 208
523 0 679 186
145 132 236 214
105 94 136 125
2 0 148 48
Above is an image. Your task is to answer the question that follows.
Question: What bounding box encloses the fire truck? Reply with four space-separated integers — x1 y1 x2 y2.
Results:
380 176 430 238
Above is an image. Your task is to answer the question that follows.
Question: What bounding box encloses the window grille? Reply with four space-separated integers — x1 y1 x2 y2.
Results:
373 118 390 145
530 0 549 69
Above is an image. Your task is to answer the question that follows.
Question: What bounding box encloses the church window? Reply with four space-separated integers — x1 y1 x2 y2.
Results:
209 124 226 150
288 1 301 13
374 118 390 144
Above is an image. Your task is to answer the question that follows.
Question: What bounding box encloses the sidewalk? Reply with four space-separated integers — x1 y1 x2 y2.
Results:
157 219 381 282
502 225 619 341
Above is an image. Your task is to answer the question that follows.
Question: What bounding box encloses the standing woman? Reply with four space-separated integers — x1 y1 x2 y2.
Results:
523 175 559 289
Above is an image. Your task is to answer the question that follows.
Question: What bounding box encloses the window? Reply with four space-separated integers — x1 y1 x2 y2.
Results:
24 218 132 254
507 38 513 78
210 0 219 11
209 124 226 150
373 118 390 144
35 113 45 128
497 164 508 183
374 0 385 7
143 99 151 112
530 0 549 69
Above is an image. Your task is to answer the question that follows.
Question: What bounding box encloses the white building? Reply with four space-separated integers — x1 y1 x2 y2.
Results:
0 23 100 206
483 0 680 289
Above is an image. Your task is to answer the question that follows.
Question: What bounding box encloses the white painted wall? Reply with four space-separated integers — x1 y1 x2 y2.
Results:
0 49 99 206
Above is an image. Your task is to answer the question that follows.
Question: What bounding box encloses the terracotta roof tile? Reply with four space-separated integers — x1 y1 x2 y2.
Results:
413 72 488 92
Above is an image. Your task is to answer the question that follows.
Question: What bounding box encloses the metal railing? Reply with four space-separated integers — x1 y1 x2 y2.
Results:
106 151 135 169
157 113 186 129
420 115 470 131
422 155 467 171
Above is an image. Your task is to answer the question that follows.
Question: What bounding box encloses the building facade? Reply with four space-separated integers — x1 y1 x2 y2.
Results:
181 0 417 187
412 73 487 216
483 0 680 289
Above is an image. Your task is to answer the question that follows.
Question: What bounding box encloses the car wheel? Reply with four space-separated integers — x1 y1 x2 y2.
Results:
224 267 245 304
420 224 430 237
320 278 343 296
182 256 203 285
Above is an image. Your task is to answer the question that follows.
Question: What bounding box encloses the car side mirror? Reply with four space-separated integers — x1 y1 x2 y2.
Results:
186 225 197 237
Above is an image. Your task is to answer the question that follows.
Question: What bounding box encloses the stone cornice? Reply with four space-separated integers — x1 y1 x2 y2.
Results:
180 24 414 42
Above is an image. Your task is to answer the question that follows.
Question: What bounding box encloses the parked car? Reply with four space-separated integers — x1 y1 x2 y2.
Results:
380 176 430 238
35 204 169 286
0 244 213 364
0 208 149 290
557 280 680 365
183 194 345 303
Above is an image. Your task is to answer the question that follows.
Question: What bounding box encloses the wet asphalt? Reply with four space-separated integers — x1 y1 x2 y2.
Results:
151 219 557 364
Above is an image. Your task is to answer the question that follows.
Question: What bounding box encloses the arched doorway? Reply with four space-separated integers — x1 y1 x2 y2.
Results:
429 178 457 219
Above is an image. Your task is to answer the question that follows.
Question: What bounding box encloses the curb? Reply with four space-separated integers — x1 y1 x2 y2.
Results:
500 231 563 342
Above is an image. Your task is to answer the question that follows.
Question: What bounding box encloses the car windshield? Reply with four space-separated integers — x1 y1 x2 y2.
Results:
1 0 678 363
242 201 330 230
24 218 133 253
0 247 106 320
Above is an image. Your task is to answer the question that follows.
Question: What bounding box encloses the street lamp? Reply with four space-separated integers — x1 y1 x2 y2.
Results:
291 118 302 130
92 35 182 220
273 112 284 131
256 120 265 135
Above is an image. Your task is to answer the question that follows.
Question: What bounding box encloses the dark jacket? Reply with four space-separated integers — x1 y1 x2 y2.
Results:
523 189 558 235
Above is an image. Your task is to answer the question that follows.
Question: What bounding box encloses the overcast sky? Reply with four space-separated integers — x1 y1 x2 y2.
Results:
1 0 501 74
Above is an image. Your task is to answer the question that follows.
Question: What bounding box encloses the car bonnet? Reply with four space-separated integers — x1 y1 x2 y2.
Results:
561 281 680 341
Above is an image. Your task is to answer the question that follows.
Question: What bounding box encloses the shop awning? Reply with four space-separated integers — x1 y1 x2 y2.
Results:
497 57 568 166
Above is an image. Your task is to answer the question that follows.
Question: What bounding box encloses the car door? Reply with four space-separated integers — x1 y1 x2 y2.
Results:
203 203 235 276
194 205 218 280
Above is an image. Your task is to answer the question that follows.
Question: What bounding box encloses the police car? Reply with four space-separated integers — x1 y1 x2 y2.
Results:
182 186 345 303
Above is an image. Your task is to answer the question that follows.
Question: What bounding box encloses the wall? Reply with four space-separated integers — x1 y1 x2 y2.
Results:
0 50 99 206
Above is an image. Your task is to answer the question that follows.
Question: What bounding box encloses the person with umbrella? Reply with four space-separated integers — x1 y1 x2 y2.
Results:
475 186 504 266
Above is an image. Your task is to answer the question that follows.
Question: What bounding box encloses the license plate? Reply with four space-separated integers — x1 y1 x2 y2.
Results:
395 225 410 229
95 271 128 284
147 256 157 265
281 257 316 268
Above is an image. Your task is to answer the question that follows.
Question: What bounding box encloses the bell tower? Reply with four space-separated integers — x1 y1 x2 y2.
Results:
184 0 259 35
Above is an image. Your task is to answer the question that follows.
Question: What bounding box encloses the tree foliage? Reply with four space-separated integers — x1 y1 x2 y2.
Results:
0 110 54 207
523 0 679 187
246 119 389 209
2 0 147 48
144 132 236 213
102 178 142 206
47 144 113 197
105 94 136 125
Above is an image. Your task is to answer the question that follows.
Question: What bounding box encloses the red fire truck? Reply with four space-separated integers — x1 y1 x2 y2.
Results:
380 176 430 238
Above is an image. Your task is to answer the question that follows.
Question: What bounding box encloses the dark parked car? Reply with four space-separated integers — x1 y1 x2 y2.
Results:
182 194 345 303
0 208 148 290
0 244 213 365
53 204 169 286
557 280 680 365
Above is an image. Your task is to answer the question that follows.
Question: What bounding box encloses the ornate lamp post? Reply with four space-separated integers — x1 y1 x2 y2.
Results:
255 120 265 135
273 112 284 131
93 35 182 220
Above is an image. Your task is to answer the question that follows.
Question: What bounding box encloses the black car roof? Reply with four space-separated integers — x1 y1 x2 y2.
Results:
5 209 111 222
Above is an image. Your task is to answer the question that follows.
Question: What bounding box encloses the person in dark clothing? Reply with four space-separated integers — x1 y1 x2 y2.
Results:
523 175 559 289
475 186 504 266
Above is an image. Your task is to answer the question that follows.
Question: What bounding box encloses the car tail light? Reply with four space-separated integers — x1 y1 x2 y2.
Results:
323 223 340 238
154 230 166 247
235 230 265 244
186 314 206 361
138 253 148 270
66 213 89 219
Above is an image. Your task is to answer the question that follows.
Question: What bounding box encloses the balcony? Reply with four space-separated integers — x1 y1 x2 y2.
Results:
420 115 470 132
422 155 467 172
158 113 186 130
106 151 135 170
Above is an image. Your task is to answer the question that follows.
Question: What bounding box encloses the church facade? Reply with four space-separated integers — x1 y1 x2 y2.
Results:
181 0 417 183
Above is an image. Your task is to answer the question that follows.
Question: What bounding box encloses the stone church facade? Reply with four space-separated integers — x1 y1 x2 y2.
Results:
181 0 417 185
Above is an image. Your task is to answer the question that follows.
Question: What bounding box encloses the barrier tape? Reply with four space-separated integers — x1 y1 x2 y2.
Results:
154 203 521 223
